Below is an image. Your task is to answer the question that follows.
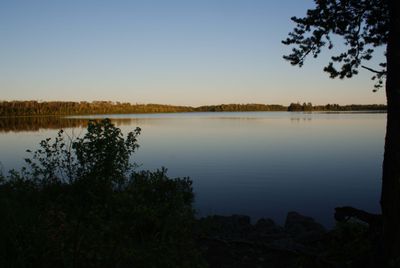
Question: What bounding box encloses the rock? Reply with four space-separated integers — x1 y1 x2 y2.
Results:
255 218 284 233
255 218 276 229
197 214 252 240
284 211 326 243
269 237 308 252
248 218 287 242
196 212 332 268
211 214 251 230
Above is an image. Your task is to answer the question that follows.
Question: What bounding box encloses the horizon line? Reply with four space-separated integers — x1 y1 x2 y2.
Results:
0 99 387 108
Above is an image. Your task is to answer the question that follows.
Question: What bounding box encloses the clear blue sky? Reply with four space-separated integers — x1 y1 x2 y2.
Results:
0 0 386 106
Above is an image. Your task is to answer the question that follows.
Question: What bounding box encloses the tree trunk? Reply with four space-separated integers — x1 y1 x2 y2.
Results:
381 0 400 264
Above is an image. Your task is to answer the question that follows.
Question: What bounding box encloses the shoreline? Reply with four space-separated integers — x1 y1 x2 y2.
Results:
0 101 387 117
0 109 388 119
196 210 378 267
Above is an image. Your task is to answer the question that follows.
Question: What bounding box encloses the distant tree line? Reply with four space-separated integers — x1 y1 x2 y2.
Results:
287 102 313 112
0 101 193 117
0 101 387 116
288 102 387 112
313 103 387 112
195 103 286 112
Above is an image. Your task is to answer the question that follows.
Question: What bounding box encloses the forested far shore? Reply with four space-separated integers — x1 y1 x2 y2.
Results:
0 101 387 117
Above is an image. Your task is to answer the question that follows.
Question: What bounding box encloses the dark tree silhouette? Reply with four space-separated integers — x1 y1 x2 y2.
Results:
283 0 400 264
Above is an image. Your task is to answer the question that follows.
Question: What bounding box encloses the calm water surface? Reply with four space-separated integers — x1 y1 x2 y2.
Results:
0 112 385 227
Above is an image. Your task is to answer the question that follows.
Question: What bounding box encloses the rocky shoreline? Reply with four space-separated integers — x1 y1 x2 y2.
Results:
195 211 376 268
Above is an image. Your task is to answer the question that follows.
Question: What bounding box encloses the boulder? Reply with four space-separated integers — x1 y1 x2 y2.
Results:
197 214 252 240
284 211 326 243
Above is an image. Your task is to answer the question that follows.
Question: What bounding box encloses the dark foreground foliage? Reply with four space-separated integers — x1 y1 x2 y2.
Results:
0 119 205 268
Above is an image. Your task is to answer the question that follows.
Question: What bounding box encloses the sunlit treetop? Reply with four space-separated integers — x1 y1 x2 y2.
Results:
282 0 389 91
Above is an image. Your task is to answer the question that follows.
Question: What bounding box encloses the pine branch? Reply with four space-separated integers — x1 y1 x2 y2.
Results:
361 65 387 75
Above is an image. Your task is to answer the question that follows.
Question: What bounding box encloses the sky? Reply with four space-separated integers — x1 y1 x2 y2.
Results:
0 0 386 106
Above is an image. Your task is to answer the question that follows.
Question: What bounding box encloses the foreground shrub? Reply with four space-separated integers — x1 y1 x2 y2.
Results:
0 119 204 268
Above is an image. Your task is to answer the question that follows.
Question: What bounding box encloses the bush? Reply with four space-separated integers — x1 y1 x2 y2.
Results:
0 119 204 268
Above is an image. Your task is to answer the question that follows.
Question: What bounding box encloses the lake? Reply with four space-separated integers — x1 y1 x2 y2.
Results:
0 112 385 227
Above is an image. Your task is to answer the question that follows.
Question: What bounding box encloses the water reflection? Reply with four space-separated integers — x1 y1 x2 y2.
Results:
290 117 313 123
0 113 319 133
0 116 144 133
